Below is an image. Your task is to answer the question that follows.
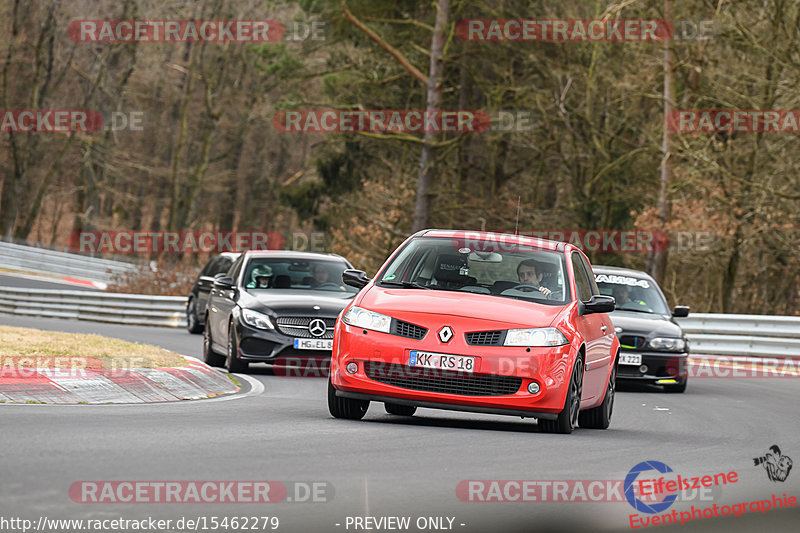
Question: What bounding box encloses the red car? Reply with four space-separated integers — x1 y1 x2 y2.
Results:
329 230 620 434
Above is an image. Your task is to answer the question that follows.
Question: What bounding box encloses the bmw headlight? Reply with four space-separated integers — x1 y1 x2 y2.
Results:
649 337 686 352
342 306 392 333
241 309 274 330
504 327 569 347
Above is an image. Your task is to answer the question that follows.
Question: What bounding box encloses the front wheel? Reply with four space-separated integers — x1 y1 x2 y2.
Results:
225 323 249 374
539 355 583 434
579 356 616 429
186 298 203 334
328 378 369 420
203 318 225 367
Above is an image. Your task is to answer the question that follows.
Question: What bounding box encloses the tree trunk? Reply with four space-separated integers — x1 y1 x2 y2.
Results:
412 0 450 232
647 0 673 283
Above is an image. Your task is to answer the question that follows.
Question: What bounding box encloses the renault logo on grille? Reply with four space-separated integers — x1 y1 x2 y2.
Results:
309 319 327 337
438 326 454 343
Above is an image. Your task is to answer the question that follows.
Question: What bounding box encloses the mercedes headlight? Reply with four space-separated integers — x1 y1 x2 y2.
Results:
648 337 686 352
342 306 392 333
241 309 274 330
504 327 569 347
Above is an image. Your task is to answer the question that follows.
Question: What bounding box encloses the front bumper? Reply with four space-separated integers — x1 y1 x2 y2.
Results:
616 351 689 383
234 320 333 362
330 322 579 417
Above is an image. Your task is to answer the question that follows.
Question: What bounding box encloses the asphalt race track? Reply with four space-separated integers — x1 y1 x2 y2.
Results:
1 313 798 533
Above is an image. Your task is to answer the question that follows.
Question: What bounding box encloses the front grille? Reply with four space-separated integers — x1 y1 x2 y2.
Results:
619 335 646 351
276 317 336 339
392 320 427 340
364 362 522 396
465 330 504 346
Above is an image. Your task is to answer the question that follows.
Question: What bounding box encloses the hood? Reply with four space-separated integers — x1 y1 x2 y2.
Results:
608 310 683 337
357 286 566 329
240 290 353 317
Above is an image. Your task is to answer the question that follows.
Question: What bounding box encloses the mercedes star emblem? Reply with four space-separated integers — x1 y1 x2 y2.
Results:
308 319 327 337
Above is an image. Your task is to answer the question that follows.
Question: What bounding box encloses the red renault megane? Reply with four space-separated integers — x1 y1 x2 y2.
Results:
329 229 619 434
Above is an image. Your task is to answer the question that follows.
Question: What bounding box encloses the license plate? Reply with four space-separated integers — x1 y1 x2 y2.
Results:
409 350 475 373
619 353 642 365
294 338 333 351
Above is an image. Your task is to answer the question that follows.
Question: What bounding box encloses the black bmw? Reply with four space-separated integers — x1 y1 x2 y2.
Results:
593 266 691 393
203 250 358 373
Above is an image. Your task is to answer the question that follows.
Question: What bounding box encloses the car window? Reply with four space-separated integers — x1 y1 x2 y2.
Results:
242 257 358 294
212 257 233 276
227 256 244 279
375 236 571 305
579 254 600 296
594 273 670 315
571 253 592 303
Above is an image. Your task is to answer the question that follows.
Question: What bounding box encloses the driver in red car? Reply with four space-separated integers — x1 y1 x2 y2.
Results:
516 259 552 297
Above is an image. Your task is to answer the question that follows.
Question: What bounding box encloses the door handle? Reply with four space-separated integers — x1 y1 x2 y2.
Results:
601 325 608 333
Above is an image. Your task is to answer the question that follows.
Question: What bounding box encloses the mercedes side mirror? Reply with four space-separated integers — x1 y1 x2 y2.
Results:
214 276 234 290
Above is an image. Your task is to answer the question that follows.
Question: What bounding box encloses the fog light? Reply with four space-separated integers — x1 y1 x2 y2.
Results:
527 382 540 394
346 362 358 374
639 365 648 374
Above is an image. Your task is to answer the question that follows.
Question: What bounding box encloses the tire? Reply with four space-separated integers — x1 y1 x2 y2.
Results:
225 322 249 374
328 378 369 420
385 403 416 416
186 298 203 334
665 378 687 393
539 354 584 434
579 355 616 429
203 318 225 367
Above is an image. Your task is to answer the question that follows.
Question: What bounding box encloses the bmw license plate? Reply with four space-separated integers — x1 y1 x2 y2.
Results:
619 353 642 365
409 350 475 373
294 338 333 351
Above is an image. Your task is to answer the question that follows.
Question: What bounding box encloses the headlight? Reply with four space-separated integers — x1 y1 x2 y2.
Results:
504 327 569 347
649 337 686 352
241 309 274 330
342 306 392 333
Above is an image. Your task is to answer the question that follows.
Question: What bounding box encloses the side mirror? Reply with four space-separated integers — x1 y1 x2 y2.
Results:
214 276 234 290
672 306 690 318
583 295 616 315
342 269 371 289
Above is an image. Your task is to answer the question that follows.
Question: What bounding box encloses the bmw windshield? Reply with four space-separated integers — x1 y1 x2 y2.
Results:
595 273 670 315
376 236 570 305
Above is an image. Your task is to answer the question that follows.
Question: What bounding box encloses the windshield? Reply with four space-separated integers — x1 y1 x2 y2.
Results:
376 236 570 305
594 273 670 315
243 257 358 295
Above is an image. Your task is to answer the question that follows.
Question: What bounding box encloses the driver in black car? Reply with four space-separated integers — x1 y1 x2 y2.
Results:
612 284 649 311
516 259 552 297
310 263 331 286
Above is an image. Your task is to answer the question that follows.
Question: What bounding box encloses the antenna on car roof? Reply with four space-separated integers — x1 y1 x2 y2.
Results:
514 196 521 235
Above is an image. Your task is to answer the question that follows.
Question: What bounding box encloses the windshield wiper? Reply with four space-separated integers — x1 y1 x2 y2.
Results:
616 307 654 314
380 280 432 290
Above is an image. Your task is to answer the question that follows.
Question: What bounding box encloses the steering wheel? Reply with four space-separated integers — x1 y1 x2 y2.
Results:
508 284 543 293
315 282 342 290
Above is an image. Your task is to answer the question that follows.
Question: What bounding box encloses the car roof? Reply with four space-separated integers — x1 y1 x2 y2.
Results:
416 229 569 252
592 264 655 281
242 250 348 262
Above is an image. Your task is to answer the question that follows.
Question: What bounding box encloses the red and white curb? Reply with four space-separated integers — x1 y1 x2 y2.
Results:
0 356 238 404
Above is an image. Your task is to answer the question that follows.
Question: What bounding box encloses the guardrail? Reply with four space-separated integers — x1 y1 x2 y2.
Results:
0 241 139 285
676 314 800 357
1 287 798 353
0 286 184 328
